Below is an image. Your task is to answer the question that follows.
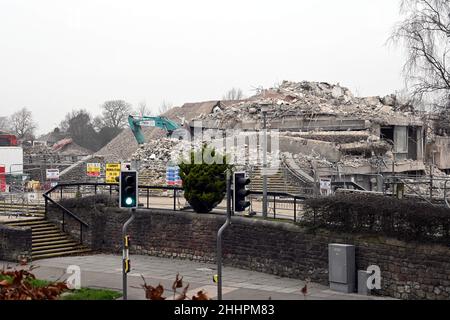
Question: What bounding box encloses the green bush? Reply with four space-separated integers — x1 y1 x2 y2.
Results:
303 192 450 244
179 145 232 213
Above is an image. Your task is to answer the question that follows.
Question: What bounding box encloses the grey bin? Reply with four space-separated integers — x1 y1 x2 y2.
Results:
328 244 355 293
357 270 371 296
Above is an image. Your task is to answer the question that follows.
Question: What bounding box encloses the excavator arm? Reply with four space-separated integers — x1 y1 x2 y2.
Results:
128 115 180 145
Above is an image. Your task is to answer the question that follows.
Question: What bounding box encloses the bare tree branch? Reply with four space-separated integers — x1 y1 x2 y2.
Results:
222 88 245 101
159 100 174 115
136 100 153 117
10 107 37 140
101 100 133 129
390 0 450 102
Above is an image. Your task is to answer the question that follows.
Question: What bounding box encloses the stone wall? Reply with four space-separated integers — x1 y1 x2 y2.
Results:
0 225 32 262
48 198 450 300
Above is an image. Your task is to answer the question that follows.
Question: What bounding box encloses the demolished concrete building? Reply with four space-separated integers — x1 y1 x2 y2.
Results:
78 79 448 196
191 80 427 192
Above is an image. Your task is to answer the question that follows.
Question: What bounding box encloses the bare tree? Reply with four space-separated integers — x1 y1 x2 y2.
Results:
159 100 174 115
10 107 37 140
0 116 10 132
92 115 105 132
390 0 450 103
222 87 245 100
101 100 133 129
136 100 153 117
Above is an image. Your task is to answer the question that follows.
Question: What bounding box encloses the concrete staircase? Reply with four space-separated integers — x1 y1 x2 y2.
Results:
250 166 303 195
1 203 91 260
0 203 46 219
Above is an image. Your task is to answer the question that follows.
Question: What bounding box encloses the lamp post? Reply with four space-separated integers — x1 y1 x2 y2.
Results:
260 103 270 219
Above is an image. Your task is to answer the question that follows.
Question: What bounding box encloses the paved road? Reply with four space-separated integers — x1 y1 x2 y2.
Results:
1 254 391 300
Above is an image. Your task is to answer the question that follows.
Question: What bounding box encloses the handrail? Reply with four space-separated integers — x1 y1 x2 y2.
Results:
45 182 183 191
43 183 90 240
281 154 315 184
249 190 307 200
43 192 89 227
332 181 366 191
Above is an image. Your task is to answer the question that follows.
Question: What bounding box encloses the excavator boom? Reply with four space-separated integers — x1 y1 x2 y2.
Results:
128 115 180 145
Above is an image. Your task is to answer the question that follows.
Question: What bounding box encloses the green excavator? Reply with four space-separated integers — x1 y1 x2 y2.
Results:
128 115 185 145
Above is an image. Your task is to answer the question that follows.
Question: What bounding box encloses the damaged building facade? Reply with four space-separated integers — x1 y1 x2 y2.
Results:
190 81 427 193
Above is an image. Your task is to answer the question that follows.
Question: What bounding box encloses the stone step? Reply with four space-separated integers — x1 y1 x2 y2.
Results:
33 239 75 248
31 225 59 232
32 235 70 244
32 230 62 237
2 210 92 259
32 245 85 255
32 242 82 251
32 233 70 241
32 248 91 260
4 219 47 227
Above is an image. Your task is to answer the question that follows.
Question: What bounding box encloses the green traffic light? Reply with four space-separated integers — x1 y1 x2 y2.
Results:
125 197 133 206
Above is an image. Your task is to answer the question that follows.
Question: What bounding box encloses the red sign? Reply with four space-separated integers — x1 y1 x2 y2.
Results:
0 166 5 192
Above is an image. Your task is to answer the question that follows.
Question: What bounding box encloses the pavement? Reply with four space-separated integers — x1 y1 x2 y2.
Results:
1 254 391 300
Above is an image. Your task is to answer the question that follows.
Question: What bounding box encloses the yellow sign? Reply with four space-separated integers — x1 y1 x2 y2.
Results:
106 163 121 183
87 163 101 177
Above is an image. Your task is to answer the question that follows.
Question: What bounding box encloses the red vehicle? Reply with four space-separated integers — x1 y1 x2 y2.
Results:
0 133 18 146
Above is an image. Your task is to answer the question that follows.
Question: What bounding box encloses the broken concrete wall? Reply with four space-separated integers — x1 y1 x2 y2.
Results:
428 136 450 170
279 136 341 163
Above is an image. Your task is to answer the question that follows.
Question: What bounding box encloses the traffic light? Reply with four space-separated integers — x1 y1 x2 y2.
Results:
234 172 251 212
120 171 138 208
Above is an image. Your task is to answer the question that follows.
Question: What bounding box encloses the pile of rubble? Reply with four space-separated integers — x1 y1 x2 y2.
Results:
131 135 283 185
131 138 202 185
23 144 54 156
194 80 417 127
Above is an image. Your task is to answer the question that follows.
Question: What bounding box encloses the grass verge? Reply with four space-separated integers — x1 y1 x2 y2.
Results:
61 288 123 300
1 275 122 300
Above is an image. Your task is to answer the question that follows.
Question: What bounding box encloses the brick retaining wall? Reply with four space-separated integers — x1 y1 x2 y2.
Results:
0 225 32 262
48 198 450 300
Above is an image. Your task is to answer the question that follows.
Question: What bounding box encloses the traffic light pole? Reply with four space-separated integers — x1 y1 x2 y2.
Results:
262 110 268 219
122 208 136 300
217 169 232 300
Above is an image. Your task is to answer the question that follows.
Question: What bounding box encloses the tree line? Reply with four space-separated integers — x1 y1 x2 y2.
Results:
0 100 170 152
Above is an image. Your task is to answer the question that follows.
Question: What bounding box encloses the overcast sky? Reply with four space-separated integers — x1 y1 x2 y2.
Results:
0 0 405 135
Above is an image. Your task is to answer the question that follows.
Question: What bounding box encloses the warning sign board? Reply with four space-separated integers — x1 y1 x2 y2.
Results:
320 178 332 196
46 169 60 180
87 163 101 177
106 163 121 184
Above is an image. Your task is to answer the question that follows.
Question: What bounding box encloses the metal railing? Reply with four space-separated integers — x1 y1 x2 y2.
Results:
43 184 90 244
42 182 310 225
249 191 307 223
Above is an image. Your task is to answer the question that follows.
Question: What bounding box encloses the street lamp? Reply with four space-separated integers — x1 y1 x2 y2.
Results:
260 103 270 219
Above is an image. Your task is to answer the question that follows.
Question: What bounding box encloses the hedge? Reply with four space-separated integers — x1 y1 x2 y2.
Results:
303 192 450 244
